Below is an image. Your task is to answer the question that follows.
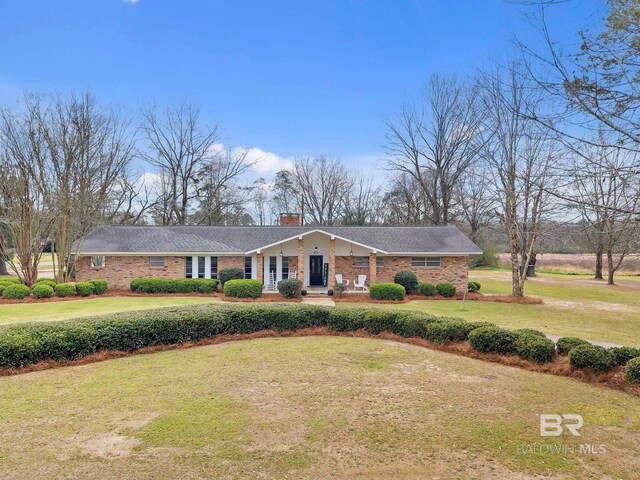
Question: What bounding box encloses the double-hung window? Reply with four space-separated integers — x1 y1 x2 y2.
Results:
198 256 206 278
355 256 369 268
210 256 218 279
185 256 193 278
282 256 289 278
149 256 165 268
244 256 252 279
411 256 441 268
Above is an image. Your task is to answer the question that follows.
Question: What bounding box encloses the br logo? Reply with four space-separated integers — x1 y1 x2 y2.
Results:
539 414 584 437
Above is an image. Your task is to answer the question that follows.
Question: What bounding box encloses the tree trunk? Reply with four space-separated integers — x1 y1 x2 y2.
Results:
0 257 7 276
606 250 615 285
594 250 603 280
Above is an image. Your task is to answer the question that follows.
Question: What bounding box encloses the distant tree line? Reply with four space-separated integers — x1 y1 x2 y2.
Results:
0 0 638 295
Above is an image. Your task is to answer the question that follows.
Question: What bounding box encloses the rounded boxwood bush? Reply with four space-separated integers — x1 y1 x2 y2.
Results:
34 279 57 288
467 281 481 292
625 357 640 383
369 282 405 301
424 320 474 343
556 337 590 356
219 267 244 287
55 283 77 297
514 328 546 338
224 279 263 298
76 282 95 297
393 271 418 294
277 278 303 298
569 344 614 371
419 282 435 296
514 334 555 364
436 283 456 297
32 284 54 299
610 346 640 366
89 279 108 295
2 284 30 299
468 326 518 354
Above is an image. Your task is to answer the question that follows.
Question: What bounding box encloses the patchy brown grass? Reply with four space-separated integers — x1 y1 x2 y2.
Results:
2 327 637 397
333 292 543 305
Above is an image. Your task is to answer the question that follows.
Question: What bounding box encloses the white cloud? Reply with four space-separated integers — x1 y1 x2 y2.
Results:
231 146 294 176
122 0 139 4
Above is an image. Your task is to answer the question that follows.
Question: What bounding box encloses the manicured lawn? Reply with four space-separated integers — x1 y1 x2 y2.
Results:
341 270 640 346
0 297 220 325
0 337 637 479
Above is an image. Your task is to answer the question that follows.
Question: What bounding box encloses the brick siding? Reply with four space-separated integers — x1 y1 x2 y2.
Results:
76 255 246 289
334 255 468 289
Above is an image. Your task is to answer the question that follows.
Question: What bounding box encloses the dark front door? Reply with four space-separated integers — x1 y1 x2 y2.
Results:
309 255 323 286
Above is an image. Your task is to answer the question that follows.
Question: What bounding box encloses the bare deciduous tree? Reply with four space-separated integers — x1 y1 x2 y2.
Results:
291 156 354 225
385 74 483 224
478 65 556 296
140 102 221 225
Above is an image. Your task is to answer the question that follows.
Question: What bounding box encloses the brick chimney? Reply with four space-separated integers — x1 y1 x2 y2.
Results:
279 213 301 226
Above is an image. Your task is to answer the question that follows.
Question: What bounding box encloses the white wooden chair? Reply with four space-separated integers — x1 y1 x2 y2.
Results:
354 274 367 291
335 274 349 288
265 272 277 291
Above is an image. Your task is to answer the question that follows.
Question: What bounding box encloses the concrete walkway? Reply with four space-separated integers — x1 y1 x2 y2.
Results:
301 297 335 307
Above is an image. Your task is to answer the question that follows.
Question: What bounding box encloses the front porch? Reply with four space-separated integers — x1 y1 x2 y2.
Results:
250 230 380 292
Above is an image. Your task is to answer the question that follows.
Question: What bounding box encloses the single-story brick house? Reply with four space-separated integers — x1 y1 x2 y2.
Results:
73 214 481 290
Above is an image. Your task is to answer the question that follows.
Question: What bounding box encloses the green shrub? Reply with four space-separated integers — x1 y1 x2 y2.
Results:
436 283 456 297
514 334 555 364
569 345 614 371
75 282 95 297
218 267 244 287
130 278 218 294
424 320 475 343
277 278 303 298
89 279 108 295
333 282 348 297
32 284 54 299
556 337 590 356
467 281 481 292
626 357 640 383
55 283 77 297
0 278 23 284
327 308 367 332
34 279 57 288
0 284 10 296
468 327 518 354
393 271 418 294
418 282 435 296
610 346 640 366
513 328 546 338
391 312 441 338
224 279 263 298
2 284 30 299
369 282 405 301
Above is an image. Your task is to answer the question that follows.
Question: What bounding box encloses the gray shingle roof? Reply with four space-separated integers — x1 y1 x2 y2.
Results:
72 225 482 255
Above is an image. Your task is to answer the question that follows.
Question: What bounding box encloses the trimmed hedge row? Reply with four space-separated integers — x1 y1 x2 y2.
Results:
130 278 217 294
369 282 405 301
224 279 263 298
0 305 479 369
0 278 109 299
0 301 637 383
2 284 30 299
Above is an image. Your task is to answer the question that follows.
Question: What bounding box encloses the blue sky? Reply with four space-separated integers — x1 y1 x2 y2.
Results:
0 0 603 176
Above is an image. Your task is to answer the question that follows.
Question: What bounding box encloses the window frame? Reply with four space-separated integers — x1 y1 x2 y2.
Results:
197 256 206 279
185 256 193 278
244 256 252 279
354 256 369 268
376 257 384 268
411 256 442 268
210 256 218 279
149 256 165 268
282 256 289 279
90 255 105 269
